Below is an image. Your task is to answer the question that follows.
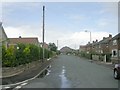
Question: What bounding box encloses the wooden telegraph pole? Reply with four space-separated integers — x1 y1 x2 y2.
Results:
42 6 45 63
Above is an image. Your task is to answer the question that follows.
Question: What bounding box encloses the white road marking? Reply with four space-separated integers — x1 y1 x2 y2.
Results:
15 86 22 89
4 86 10 89
46 72 50 76
21 83 27 86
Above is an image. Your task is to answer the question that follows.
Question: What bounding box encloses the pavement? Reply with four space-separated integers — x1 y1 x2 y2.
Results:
81 57 114 69
2 58 54 86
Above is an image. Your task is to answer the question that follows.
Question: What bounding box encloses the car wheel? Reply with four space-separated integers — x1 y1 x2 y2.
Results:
114 70 118 79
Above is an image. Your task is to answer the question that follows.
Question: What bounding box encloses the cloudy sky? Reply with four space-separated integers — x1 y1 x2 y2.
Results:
1 1 118 49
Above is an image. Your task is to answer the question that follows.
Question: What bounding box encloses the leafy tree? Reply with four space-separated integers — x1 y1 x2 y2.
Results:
29 44 39 61
16 43 26 65
3 45 16 67
48 43 57 52
2 43 55 67
23 45 30 63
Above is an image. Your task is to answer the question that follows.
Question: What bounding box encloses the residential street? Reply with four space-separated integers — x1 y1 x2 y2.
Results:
21 55 118 88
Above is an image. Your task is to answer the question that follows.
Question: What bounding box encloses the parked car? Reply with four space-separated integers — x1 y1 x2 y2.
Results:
114 64 120 79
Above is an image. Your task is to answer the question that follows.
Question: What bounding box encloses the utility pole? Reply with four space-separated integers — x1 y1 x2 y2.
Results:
42 6 45 63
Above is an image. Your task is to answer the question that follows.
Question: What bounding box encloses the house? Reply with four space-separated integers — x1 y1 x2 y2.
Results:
60 46 73 54
91 34 112 62
0 22 8 48
8 36 40 47
40 42 49 49
110 33 120 64
97 34 112 55
79 45 86 52
86 42 92 54
79 34 112 62
91 40 98 54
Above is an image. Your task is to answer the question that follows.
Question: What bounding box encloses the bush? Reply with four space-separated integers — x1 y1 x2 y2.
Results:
2 45 16 67
2 43 54 67
79 51 92 59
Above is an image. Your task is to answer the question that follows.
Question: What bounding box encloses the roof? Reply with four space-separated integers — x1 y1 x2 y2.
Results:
97 37 111 45
111 33 120 40
8 37 39 45
0 22 8 42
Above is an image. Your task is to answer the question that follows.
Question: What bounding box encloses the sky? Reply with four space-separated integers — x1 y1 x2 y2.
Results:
1 1 118 50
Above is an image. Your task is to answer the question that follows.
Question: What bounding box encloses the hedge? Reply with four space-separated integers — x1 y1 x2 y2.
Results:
2 43 54 67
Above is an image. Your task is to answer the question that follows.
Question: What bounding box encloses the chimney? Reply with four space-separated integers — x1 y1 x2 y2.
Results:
19 36 22 38
96 39 98 42
103 37 106 40
109 34 112 37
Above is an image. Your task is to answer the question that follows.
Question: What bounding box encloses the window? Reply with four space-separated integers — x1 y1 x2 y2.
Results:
113 40 117 45
101 50 103 54
112 49 117 57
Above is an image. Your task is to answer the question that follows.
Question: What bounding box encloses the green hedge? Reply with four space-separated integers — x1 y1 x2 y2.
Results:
2 43 54 67
79 51 92 59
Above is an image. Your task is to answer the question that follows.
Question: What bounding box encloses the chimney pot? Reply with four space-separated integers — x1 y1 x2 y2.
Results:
19 36 22 38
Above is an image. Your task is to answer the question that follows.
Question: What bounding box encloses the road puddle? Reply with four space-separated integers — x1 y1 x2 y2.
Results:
37 65 51 78
59 66 71 88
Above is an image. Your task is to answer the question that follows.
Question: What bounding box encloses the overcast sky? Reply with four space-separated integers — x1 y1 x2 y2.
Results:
1 1 118 49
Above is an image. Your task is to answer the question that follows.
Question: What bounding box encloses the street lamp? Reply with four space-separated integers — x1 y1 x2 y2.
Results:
85 30 92 43
85 30 92 59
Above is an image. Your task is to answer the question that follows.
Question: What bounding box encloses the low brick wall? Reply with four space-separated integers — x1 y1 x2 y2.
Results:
2 60 42 78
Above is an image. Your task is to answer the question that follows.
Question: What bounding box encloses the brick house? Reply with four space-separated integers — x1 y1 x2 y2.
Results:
79 45 86 52
40 42 49 50
91 40 98 54
8 36 40 48
110 33 120 64
92 34 112 62
79 34 112 62
86 42 92 54
0 22 8 48
79 42 92 54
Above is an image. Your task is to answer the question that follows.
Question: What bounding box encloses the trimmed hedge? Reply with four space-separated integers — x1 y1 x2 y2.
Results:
2 43 54 67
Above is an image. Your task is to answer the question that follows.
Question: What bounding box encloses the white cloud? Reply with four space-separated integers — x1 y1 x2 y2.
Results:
4 25 41 39
4 26 111 50
4 25 111 50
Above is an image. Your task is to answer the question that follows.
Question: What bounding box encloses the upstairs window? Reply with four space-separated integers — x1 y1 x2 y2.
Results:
113 40 117 45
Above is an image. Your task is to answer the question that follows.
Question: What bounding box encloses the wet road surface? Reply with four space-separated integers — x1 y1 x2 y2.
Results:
21 55 118 88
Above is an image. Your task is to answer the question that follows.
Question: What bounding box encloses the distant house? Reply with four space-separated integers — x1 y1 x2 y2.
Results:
110 33 120 64
0 22 8 48
79 45 86 52
8 36 40 47
60 46 73 54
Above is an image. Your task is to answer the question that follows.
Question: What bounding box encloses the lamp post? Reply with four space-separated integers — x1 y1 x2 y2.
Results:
85 30 92 59
85 30 92 43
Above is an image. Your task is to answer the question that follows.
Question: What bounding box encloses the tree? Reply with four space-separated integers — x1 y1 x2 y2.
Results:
3 45 16 67
48 43 57 52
